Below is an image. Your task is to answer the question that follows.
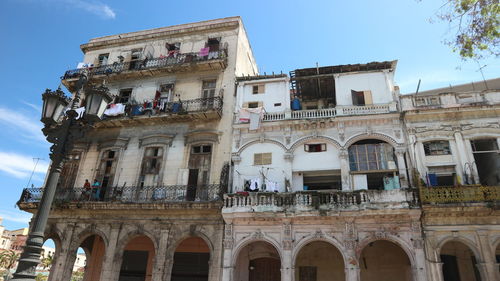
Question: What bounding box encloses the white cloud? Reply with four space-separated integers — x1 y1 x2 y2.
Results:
0 209 32 224
0 152 49 179
0 107 45 142
62 0 116 19
19 100 41 113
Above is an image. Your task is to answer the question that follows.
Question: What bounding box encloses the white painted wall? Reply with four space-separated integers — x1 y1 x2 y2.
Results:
233 142 291 192
292 142 340 172
236 78 290 113
335 71 395 106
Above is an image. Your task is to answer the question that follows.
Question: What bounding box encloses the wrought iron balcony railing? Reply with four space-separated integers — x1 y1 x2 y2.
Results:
19 184 222 206
419 185 500 204
62 49 228 80
223 189 418 212
103 96 223 120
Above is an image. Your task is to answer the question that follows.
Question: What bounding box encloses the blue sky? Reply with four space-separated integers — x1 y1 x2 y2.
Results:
0 0 498 230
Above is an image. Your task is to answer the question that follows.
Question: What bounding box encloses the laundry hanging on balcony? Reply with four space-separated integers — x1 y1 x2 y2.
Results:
239 107 264 129
199 47 210 57
104 103 125 116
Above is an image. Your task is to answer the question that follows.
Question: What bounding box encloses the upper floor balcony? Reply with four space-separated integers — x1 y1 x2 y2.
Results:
95 96 222 128
419 185 500 205
401 90 500 111
18 184 223 211
239 102 398 123
222 188 418 215
61 49 228 92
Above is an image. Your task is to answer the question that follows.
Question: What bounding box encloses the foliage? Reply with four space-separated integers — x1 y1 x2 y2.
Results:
40 255 53 270
70 270 84 281
432 0 499 59
35 273 48 281
0 250 20 270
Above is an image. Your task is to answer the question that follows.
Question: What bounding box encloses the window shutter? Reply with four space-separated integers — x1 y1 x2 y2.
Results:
243 102 249 108
258 101 263 107
364 91 373 105
304 144 310 152
254 153 262 165
258 84 265 94
321 143 327 151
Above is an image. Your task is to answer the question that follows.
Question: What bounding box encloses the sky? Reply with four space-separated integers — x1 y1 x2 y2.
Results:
0 0 499 231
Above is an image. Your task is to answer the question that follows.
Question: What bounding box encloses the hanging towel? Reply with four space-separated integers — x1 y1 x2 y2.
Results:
249 112 261 130
199 47 209 57
104 103 125 116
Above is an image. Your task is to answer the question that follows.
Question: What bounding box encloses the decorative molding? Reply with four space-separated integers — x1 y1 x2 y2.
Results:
139 134 175 147
97 137 129 150
184 130 220 145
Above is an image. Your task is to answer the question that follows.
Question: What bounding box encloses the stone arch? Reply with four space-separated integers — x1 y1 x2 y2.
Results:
114 228 159 256
357 236 416 267
289 135 342 152
236 138 287 155
70 226 110 251
492 235 500 252
168 231 215 257
292 236 348 267
436 235 483 262
344 132 399 148
231 236 283 268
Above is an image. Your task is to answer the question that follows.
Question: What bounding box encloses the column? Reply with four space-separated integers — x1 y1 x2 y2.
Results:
395 147 409 188
99 224 121 281
47 223 75 281
476 230 499 281
345 251 360 281
423 233 444 281
452 129 468 183
339 149 351 190
152 227 169 281
221 242 233 281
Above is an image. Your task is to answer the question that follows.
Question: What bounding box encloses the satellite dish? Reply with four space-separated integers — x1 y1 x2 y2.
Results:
143 44 155 59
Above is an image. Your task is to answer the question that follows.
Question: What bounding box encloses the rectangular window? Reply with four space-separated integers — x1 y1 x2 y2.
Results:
248 102 259 108
351 90 373 106
166 42 180 52
159 83 175 100
252 84 265 94
192 145 212 154
98 53 109 66
471 139 499 152
304 143 327 152
423 141 451 156
348 143 395 171
427 166 456 186
254 153 272 165
141 147 163 174
274 103 281 107
202 80 216 99
415 96 440 107
116 89 132 104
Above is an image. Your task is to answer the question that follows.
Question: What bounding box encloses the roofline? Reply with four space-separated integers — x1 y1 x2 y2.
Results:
81 16 242 53
407 77 500 96
291 60 397 77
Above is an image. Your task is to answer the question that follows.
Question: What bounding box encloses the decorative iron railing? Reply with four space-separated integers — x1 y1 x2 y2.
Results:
223 189 418 210
62 49 228 80
19 184 222 205
419 185 500 204
103 96 223 119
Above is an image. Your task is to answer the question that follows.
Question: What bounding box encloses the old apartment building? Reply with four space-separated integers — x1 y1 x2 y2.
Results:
17 17 499 281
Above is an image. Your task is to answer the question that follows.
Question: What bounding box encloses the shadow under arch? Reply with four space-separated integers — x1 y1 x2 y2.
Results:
436 235 483 262
357 236 416 267
291 236 348 267
232 238 282 281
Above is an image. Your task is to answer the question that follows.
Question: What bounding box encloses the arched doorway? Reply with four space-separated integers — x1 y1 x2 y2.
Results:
295 241 345 281
77 234 105 281
118 235 155 281
234 241 281 281
360 240 412 281
171 237 210 281
440 241 482 281
348 139 400 190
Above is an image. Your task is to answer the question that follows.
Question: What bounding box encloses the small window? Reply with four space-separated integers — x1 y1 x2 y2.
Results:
248 102 259 108
131 49 142 60
351 90 373 106
166 42 180 51
159 83 175 99
305 143 327 152
274 103 281 107
116 89 132 104
202 80 216 99
252 84 265 94
98 53 109 65
427 166 456 186
423 141 451 156
192 145 212 154
254 153 272 165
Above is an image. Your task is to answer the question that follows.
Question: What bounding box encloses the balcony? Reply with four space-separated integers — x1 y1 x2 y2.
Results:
257 103 396 123
18 184 222 210
61 49 228 91
401 90 500 111
222 189 418 214
419 185 500 204
95 96 223 128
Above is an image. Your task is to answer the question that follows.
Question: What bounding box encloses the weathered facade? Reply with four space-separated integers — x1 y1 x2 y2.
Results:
16 17 500 281
401 80 500 281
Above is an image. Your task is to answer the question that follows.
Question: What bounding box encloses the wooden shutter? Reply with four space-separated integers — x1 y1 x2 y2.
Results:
364 90 373 105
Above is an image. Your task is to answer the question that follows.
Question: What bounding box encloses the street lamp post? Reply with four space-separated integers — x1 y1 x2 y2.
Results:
12 74 111 280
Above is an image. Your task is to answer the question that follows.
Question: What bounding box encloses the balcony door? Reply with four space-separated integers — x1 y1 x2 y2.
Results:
96 149 119 199
187 144 212 201
58 152 81 189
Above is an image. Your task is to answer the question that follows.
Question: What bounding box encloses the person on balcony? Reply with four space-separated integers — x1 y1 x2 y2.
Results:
82 179 91 200
92 179 101 201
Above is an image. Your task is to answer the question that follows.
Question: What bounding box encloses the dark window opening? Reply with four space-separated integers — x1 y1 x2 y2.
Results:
166 42 180 52
303 172 341 191
116 89 132 104
274 103 281 107
471 139 499 152
98 53 109 66
424 141 451 156
206 38 220 51
252 84 265 94
304 143 326 152
119 250 148 281
471 139 500 186
248 102 259 108
192 145 212 154
351 90 365 106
